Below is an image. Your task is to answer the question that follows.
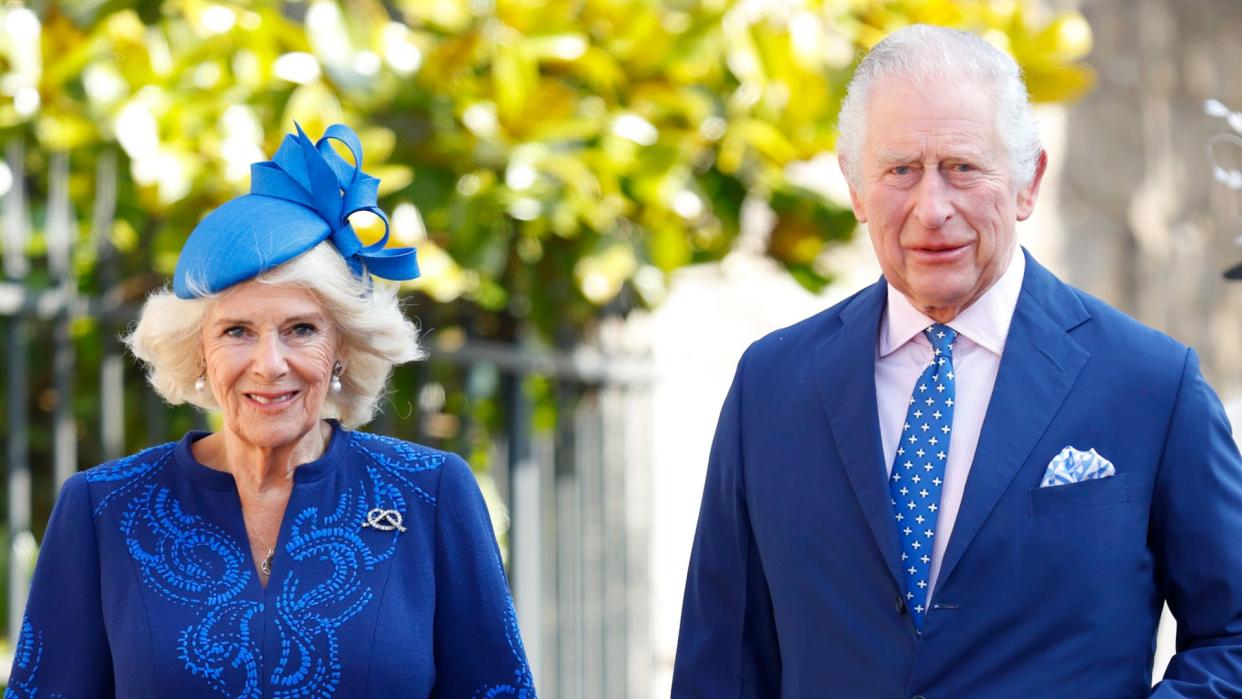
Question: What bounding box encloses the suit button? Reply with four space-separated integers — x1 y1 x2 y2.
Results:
912 695 927 699
895 595 906 614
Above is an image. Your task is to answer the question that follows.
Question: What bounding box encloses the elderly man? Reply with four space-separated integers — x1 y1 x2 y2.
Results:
673 24 1242 697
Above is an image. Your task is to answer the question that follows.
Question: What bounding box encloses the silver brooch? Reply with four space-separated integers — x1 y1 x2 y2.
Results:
362 507 406 533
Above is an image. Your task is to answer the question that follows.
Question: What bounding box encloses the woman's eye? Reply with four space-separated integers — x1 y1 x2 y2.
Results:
289 323 318 337
223 326 247 338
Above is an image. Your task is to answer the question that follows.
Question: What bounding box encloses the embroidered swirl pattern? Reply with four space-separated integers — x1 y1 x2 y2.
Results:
177 600 264 698
4 619 54 699
266 488 377 697
473 598 537 698
121 483 253 606
80 431 518 698
85 443 175 518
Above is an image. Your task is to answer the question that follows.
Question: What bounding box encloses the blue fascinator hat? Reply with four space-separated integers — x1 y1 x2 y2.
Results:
173 123 419 299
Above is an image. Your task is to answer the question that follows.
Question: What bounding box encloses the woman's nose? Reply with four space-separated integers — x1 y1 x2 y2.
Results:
250 331 289 378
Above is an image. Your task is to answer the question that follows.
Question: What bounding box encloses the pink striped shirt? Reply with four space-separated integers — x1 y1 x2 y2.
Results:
876 246 1025 598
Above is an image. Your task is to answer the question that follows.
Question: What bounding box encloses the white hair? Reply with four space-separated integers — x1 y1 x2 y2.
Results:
836 24 1042 190
125 242 425 428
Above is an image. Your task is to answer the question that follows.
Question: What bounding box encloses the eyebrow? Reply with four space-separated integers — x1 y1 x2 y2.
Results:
210 313 328 327
875 150 918 166
875 147 991 166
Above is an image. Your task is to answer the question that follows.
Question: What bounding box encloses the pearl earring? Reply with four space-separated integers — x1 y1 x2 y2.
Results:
331 361 343 393
194 375 206 392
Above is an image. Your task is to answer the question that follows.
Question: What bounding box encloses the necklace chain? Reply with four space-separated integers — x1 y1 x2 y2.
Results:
252 528 276 576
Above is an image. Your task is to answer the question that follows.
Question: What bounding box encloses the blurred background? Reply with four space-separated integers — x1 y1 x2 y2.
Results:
1 0 1240 696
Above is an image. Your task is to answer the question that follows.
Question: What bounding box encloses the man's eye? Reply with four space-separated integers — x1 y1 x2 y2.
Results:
951 163 975 172
892 165 913 175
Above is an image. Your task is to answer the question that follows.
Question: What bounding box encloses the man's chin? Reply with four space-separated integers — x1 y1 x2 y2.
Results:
906 287 980 320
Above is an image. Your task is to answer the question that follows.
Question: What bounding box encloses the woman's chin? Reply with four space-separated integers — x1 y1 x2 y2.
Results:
226 411 322 452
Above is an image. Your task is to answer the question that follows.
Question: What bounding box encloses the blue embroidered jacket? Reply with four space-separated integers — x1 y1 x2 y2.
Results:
6 422 535 698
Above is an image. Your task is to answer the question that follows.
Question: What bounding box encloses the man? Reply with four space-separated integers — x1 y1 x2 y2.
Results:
673 24 1242 697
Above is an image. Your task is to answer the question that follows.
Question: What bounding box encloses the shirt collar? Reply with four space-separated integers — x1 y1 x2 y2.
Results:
879 245 1025 358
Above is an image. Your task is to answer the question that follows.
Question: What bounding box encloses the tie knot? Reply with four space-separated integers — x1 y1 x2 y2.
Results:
924 324 956 356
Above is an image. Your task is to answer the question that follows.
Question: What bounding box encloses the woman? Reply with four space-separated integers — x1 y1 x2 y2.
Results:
6 124 535 698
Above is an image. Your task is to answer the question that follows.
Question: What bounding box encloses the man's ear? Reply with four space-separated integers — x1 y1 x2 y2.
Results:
1016 150 1048 221
839 153 867 223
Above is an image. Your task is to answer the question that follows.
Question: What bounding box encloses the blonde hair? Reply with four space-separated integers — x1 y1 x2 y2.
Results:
125 242 424 428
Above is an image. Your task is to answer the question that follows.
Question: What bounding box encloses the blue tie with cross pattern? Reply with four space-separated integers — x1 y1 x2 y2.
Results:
888 323 956 629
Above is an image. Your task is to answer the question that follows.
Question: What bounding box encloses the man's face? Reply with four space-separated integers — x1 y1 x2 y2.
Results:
845 77 1046 322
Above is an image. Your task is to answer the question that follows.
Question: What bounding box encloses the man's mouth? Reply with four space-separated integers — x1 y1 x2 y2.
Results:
912 242 968 252
909 243 969 259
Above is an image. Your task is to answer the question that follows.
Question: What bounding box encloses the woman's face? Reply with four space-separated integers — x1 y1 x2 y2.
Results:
201 282 340 452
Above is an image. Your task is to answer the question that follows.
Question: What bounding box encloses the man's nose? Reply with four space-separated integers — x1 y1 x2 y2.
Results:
251 331 289 378
912 170 953 229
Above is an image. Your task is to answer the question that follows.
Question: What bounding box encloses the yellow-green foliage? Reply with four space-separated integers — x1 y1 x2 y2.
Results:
0 0 1093 338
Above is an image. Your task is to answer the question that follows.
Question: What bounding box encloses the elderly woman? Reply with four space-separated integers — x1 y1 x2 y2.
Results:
6 125 535 698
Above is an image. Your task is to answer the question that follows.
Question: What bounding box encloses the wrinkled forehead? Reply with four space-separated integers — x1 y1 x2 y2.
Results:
866 73 1001 120
207 281 329 323
862 77 1004 158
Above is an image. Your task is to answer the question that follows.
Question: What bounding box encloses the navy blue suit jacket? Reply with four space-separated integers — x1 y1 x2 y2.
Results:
673 251 1242 697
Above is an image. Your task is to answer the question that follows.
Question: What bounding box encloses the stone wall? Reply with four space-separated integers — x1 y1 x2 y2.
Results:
1054 0 1242 393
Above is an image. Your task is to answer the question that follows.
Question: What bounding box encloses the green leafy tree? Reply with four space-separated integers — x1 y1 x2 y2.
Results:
3 0 1093 340
0 0 1094 509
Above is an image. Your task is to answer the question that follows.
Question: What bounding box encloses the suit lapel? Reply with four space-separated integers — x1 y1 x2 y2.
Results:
934 254 1091 593
813 281 905 589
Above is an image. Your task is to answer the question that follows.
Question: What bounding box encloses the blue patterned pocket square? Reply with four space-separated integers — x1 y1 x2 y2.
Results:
1040 446 1116 488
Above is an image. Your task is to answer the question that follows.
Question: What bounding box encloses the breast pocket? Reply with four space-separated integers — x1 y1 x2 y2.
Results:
1029 473 1130 517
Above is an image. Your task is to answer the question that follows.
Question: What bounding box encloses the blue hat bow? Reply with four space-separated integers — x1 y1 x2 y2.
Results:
173 123 419 299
